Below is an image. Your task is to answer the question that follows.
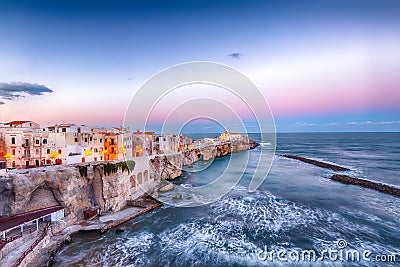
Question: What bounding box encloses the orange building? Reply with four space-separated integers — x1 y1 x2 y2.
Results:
103 133 119 161
0 133 6 169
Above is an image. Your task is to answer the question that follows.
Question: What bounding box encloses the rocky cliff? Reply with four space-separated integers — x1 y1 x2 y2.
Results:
150 139 260 181
0 161 139 222
150 155 182 180
182 149 202 165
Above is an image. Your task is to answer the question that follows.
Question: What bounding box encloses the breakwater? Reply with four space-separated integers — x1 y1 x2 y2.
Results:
331 174 400 197
282 154 350 171
283 154 400 198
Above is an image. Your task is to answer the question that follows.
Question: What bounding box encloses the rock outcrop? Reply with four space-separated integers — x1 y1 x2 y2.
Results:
182 149 202 165
150 155 182 180
0 161 142 222
0 177 14 216
150 139 260 181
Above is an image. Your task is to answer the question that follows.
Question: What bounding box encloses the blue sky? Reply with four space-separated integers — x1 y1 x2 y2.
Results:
0 0 399 132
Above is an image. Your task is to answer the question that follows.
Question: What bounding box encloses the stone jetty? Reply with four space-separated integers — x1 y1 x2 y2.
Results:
331 174 400 197
283 154 400 198
282 154 350 171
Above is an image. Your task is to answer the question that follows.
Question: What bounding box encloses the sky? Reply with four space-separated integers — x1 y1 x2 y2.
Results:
0 0 399 132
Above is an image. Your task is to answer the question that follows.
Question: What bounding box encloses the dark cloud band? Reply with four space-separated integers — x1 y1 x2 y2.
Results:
0 82 53 104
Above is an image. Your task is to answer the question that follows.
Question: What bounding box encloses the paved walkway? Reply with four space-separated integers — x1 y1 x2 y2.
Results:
0 226 43 267
99 207 142 224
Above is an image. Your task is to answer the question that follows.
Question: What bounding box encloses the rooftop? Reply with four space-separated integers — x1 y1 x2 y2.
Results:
4 121 30 126
0 206 64 232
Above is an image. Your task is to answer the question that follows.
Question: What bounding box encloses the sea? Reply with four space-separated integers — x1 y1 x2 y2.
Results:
53 133 400 266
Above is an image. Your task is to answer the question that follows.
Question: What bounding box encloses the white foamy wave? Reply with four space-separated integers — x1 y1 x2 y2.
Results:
210 194 324 233
103 232 154 267
180 183 193 188
73 232 155 267
260 142 272 146
159 221 261 266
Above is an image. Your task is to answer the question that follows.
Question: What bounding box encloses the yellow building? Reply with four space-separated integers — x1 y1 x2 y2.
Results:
104 133 119 161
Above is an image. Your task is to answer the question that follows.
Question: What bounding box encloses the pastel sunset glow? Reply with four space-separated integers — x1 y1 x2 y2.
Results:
0 0 399 132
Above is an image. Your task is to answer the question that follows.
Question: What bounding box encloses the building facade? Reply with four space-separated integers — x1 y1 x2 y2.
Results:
0 121 218 169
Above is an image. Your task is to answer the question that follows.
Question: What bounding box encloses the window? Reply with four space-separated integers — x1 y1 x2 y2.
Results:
35 139 40 145
100 139 103 143
25 139 29 146
94 148 98 153
58 149 62 154
90 137 92 142
62 128 66 132
11 137 15 145
84 137 88 142
36 149 39 154
43 139 47 144
12 149 15 155
74 137 78 142
111 139 115 145
47 149 50 154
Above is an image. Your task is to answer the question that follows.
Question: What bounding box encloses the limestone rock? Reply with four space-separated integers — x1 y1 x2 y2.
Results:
150 156 182 180
0 161 144 222
159 183 175 192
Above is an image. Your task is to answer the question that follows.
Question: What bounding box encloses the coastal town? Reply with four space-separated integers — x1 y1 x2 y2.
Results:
0 120 250 170
0 120 257 267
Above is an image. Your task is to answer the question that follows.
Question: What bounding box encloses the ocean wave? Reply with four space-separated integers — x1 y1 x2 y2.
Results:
158 221 260 266
259 142 272 146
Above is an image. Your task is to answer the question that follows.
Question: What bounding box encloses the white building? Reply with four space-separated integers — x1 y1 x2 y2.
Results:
158 134 180 154
0 121 40 168
132 131 156 157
